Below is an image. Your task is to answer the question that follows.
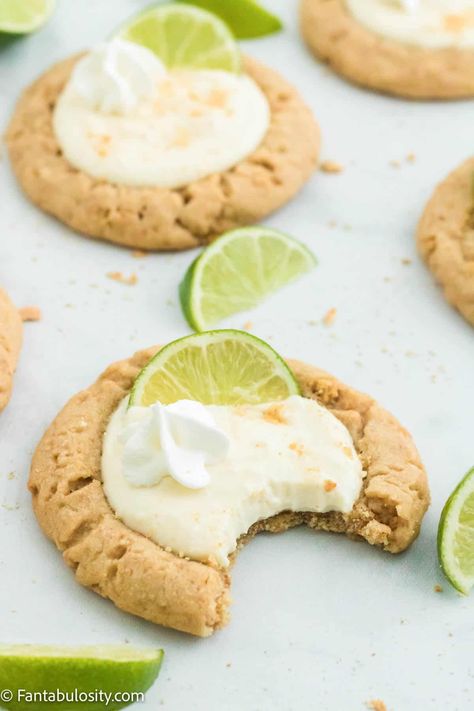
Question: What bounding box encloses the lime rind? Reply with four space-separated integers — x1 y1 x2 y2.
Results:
180 227 317 332
129 329 300 407
116 3 241 72
438 467 474 595
177 0 283 39
0 0 55 33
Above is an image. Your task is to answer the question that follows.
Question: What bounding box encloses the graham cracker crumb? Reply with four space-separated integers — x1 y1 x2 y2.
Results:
406 153 416 163
19 306 41 322
434 584 443 593
107 272 138 286
320 160 344 174
289 442 305 456
322 307 337 326
243 321 253 331
131 250 148 259
367 701 387 711
324 480 337 492
401 258 412 266
262 404 287 425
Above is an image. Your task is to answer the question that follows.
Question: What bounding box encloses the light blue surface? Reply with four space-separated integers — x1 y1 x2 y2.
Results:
0 1 473 709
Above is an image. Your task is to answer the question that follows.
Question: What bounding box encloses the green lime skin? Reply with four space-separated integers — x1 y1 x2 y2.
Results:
177 0 283 39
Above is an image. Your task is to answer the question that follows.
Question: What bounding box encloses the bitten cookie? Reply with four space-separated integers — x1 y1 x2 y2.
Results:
300 0 474 100
29 347 429 637
0 289 22 412
7 55 320 251
418 158 474 327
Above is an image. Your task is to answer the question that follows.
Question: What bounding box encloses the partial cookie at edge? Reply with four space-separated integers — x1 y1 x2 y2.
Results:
0 289 22 412
417 158 474 327
300 0 474 99
29 347 429 637
7 55 320 251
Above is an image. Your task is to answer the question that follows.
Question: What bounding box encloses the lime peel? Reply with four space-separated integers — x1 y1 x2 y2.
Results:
438 466 474 595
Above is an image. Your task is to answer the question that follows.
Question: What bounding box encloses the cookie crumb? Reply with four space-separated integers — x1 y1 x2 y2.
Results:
19 306 41 322
324 480 337 492
320 160 344 174
107 271 138 286
367 701 387 711
242 321 253 331
389 160 401 168
262 404 287 425
434 584 443 593
401 258 412 266
406 153 416 163
131 249 148 259
322 307 337 326
289 442 305 456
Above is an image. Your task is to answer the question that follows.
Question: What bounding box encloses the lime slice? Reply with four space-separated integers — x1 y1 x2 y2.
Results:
438 467 474 594
117 4 240 72
130 329 300 407
177 0 283 39
0 0 55 34
0 644 163 711
179 227 317 332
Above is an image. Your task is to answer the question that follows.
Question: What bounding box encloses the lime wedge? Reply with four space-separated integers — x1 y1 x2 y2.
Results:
177 0 283 39
0 0 55 34
130 330 300 407
117 4 240 72
438 467 474 594
179 227 317 332
0 644 163 711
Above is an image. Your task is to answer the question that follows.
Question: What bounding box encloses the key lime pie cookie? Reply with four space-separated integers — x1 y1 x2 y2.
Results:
29 331 429 637
7 7 319 251
0 289 22 412
300 0 474 99
418 159 474 326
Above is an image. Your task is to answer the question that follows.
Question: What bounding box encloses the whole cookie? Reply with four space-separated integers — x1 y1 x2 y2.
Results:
0 289 22 412
418 158 474 327
7 56 320 251
299 0 474 100
30 347 429 637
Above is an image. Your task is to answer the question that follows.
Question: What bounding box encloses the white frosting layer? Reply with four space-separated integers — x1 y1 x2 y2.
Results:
102 396 364 568
345 0 474 49
53 40 270 188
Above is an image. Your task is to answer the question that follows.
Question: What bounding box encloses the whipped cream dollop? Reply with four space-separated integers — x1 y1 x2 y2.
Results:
345 0 474 49
53 40 270 188
102 395 365 567
120 400 230 489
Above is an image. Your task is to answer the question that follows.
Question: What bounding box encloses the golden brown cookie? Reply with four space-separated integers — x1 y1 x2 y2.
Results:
417 158 474 326
29 347 429 637
299 0 474 99
7 55 320 251
0 289 22 412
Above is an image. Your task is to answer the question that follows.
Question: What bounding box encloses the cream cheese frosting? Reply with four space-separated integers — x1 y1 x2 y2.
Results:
53 39 270 188
102 395 365 568
345 0 474 49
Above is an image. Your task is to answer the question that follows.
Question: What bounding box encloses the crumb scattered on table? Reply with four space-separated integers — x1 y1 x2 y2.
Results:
389 160 401 168
19 306 41 322
320 160 344 174
367 700 387 711
434 584 443 593
322 307 337 326
243 321 253 331
406 153 416 163
107 271 138 286
401 258 412 265
131 250 148 259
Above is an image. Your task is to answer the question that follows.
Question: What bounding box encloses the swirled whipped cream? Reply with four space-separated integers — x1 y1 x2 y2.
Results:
53 39 270 188
345 0 474 49
102 395 364 567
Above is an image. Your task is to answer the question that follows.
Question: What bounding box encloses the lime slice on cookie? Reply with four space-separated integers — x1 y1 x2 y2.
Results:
130 330 300 407
0 0 55 34
0 644 163 711
438 467 474 594
179 227 317 332
177 0 283 39
117 4 241 72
